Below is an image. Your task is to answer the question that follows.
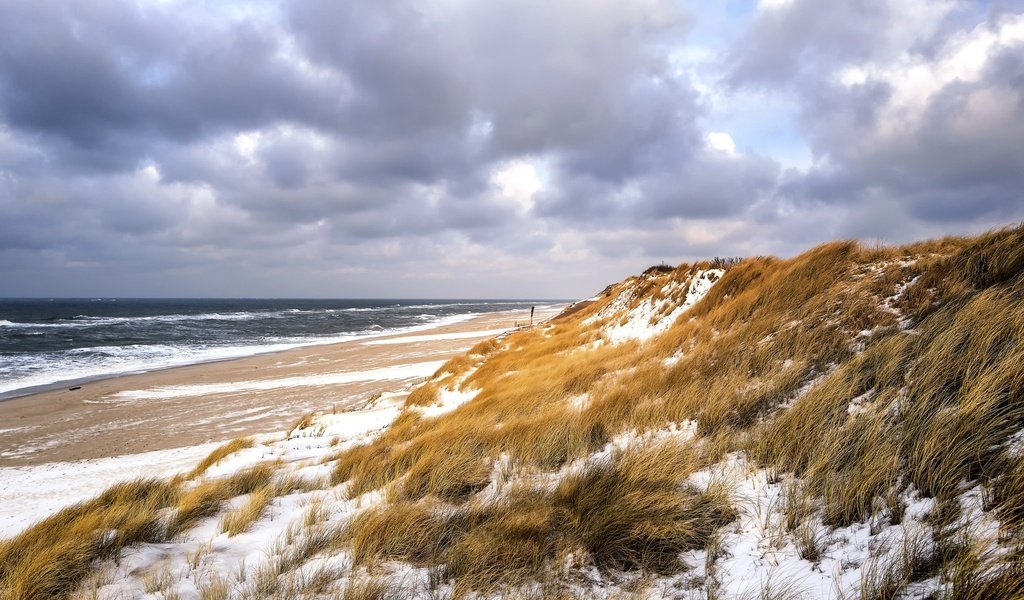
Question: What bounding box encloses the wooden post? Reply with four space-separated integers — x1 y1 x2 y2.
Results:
530 306 535 326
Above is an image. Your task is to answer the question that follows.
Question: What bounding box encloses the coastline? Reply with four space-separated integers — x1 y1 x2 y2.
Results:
0 305 564 467
0 305 540 402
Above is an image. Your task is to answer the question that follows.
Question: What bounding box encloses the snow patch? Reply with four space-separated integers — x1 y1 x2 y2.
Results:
603 269 724 344
416 386 480 418
689 456 941 599
362 329 510 346
109 361 444 400
0 443 221 539
568 393 590 411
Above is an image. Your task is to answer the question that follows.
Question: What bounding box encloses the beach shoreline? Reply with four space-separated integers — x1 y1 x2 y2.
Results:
0 305 564 467
0 311 488 403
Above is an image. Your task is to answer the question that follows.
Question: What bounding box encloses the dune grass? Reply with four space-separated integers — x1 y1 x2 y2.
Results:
186 437 255 479
219 483 276 537
344 440 733 592
0 479 178 600
0 459 281 599
167 463 276 538
327 225 1024 593
550 440 733 574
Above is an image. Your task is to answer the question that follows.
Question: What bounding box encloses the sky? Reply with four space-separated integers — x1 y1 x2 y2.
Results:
0 0 1022 299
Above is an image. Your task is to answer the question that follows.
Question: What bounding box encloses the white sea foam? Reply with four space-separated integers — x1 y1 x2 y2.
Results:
3 310 307 329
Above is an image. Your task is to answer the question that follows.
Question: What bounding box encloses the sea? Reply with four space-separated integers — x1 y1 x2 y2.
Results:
0 298 557 400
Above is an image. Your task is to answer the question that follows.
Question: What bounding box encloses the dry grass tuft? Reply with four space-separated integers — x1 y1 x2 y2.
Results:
289 412 316 434
0 479 178 600
198 574 232 600
551 441 734 574
391 434 492 503
346 501 459 566
186 437 255 479
219 483 276 536
858 528 939 600
345 440 734 591
167 462 276 538
341 577 397 600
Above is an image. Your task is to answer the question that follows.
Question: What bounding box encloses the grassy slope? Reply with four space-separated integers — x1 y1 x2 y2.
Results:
3 225 1024 599
334 224 1024 597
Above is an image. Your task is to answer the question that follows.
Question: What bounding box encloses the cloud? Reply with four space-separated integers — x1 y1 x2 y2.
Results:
0 2 349 170
727 0 958 87
705 132 737 155
781 10 1024 226
0 0 1022 298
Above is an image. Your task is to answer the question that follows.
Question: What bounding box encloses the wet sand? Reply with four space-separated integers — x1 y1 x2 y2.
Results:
0 306 562 466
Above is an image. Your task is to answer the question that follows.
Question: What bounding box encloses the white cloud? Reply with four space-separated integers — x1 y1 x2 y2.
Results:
233 131 262 163
837 66 868 86
757 0 793 11
839 13 1024 135
705 132 737 155
491 159 543 213
140 163 161 181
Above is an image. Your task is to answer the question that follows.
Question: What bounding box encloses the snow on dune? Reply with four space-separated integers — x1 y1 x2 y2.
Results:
584 282 639 326
411 361 483 418
682 268 724 307
416 387 480 418
604 269 724 344
686 456 941 600
57 392 411 600
0 443 221 539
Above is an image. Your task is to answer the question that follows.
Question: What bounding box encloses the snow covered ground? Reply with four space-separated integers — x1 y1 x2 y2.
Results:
34 391 975 600
0 443 220 539
0 384 415 594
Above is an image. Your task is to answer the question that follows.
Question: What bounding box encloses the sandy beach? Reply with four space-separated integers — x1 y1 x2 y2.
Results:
0 306 562 467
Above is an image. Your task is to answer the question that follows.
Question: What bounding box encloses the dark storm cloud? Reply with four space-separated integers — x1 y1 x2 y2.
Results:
639 152 781 219
286 0 702 185
287 1 473 139
728 0 896 86
0 0 1022 298
461 1 695 167
0 2 347 165
259 141 312 190
0 0 709 251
